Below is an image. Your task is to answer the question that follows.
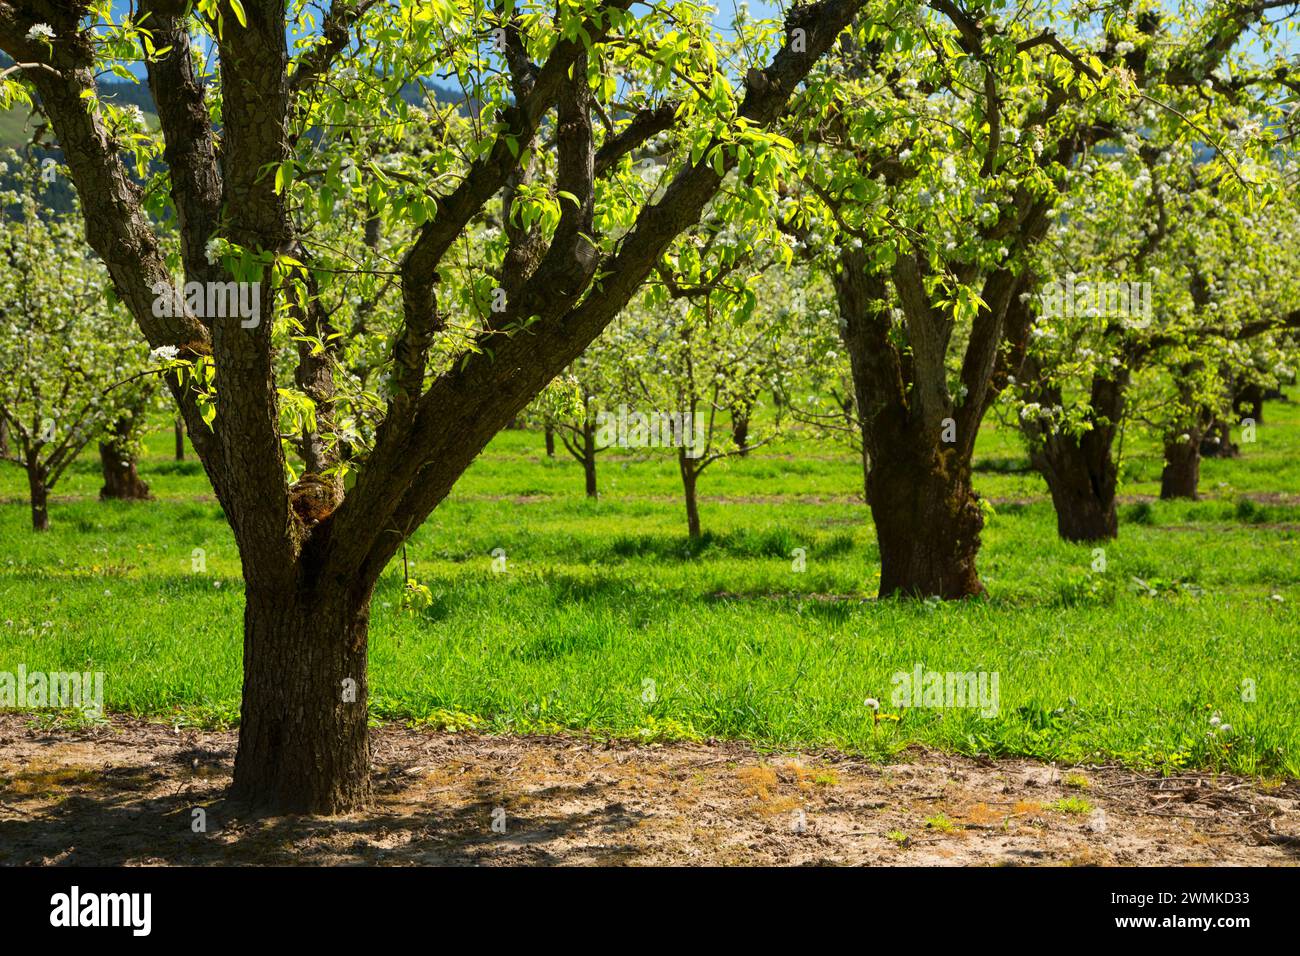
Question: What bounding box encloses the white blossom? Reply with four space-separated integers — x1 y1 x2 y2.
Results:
204 237 224 265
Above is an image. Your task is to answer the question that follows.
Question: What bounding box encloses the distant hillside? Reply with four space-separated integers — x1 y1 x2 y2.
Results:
0 53 467 215
0 52 466 152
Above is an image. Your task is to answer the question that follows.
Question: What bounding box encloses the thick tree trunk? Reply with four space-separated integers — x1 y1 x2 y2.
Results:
582 421 597 499
544 423 556 458
99 441 152 500
1033 440 1118 541
230 586 373 814
832 251 990 599
1160 433 1201 500
1026 375 1125 542
869 449 985 599
679 453 701 539
174 416 185 460
27 466 49 532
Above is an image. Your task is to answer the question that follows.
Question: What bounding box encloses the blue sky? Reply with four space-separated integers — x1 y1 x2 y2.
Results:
104 1 1293 70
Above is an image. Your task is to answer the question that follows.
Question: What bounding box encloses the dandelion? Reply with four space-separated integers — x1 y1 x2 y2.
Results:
864 698 880 711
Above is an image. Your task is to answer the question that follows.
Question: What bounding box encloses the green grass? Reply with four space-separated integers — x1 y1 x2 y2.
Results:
1 396 1299 778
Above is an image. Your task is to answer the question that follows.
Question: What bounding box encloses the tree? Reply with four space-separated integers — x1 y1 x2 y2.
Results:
614 252 794 537
0 0 867 812
783 0 1292 592
536 368 603 497
99 375 161 500
783 1 1116 595
0 168 150 529
1015 140 1298 519
1145 199 1300 500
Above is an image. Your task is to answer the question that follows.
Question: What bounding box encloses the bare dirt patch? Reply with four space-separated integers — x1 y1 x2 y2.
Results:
1 714 1296 866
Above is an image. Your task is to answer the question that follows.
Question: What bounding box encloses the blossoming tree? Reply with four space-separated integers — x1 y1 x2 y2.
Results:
0 0 869 812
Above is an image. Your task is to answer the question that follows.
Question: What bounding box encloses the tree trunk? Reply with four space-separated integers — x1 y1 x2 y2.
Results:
230 585 373 815
1199 418 1239 458
1033 440 1118 541
679 452 701 539
544 422 556 458
1160 433 1201 500
0 418 9 458
174 416 185 460
731 410 750 456
582 421 598 499
1026 375 1125 542
1234 383 1264 426
99 441 152 500
860 442 871 504
868 448 985 599
27 465 49 532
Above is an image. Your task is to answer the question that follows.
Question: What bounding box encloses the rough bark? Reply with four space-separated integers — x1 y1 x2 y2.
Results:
731 409 750 456
1161 432 1202 500
1234 383 1264 425
97 414 152 500
1032 438 1119 541
99 441 151 500
834 248 1000 598
869 448 985 599
230 583 372 814
0 0 866 816
1024 374 1126 543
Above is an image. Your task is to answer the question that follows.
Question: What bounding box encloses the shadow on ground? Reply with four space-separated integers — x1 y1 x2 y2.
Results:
2 714 1297 866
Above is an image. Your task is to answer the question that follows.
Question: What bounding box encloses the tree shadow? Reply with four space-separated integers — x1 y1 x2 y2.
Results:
0 754 650 866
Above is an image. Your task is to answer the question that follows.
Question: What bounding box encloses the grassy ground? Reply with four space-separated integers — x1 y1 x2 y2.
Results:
2 396 1298 778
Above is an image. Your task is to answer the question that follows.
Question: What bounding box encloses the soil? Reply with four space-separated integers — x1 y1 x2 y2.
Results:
1 714 1297 866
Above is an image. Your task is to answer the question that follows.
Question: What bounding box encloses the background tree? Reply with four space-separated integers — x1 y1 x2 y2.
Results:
617 246 796 538
0 171 151 528
782 0 1290 591
98 374 163 500
544 326 629 499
